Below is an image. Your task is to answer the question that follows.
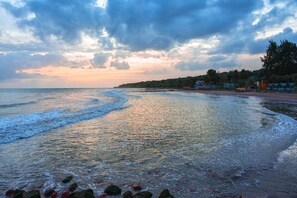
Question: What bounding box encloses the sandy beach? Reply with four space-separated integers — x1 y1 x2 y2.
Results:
181 89 297 121
191 90 297 103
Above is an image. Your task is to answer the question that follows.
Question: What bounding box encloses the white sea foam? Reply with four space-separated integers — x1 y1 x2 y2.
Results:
0 90 128 144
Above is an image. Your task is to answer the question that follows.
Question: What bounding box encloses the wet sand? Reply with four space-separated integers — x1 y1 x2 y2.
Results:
184 89 297 197
187 90 297 121
191 90 297 103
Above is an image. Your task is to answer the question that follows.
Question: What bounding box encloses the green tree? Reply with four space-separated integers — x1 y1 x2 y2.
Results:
261 40 278 74
231 69 239 83
261 40 297 76
207 69 219 84
277 40 297 75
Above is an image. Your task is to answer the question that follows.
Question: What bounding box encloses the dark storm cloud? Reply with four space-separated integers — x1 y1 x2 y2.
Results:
0 52 71 80
1 0 297 81
2 0 262 50
2 0 296 53
253 0 297 31
212 27 297 55
255 7 293 30
209 0 297 55
105 0 262 50
248 28 297 54
2 0 105 44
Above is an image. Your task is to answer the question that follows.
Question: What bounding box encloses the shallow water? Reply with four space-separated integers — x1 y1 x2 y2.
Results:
0 89 297 197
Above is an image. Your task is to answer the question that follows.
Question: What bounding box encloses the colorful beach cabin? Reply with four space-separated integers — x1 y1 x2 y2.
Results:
194 80 214 89
223 83 238 89
267 83 296 92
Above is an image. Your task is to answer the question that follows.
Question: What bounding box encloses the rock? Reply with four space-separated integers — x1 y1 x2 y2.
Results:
62 191 70 198
131 183 142 191
68 183 78 192
104 184 121 195
98 193 108 198
123 191 133 198
5 189 15 197
44 189 55 197
159 189 174 198
133 191 153 198
23 190 41 198
13 189 25 198
50 192 58 198
68 189 95 198
62 176 74 183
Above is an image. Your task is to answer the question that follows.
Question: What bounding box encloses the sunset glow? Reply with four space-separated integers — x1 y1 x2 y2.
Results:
0 0 296 87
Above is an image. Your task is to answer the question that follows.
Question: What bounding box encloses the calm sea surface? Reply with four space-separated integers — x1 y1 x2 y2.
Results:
0 88 297 197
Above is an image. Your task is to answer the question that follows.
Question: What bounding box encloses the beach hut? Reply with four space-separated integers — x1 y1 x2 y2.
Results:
267 83 273 91
267 82 295 92
272 83 278 91
195 80 204 86
280 83 287 91
223 83 238 89
261 79 268 90
288 83 295 92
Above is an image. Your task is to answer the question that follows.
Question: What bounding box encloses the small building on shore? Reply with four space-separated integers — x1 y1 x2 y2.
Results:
194 80 215 89
267 83 295 92
223 83 238 89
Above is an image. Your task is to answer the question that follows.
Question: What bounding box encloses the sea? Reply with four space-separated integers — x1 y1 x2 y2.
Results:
0 88 297 197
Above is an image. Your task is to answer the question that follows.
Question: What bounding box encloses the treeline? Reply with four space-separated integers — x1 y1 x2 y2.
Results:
261 40 297 76
118 76 199 88
261 40 297 83
118 40 297 89
118 69 266 89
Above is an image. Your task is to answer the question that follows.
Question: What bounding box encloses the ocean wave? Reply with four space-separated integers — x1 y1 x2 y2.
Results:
0 101 37 109
0 96 55 109
170 109 297 169
0 90 128 144
218 113 297 167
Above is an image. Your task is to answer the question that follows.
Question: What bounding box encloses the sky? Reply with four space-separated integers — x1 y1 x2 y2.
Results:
0 0 297 88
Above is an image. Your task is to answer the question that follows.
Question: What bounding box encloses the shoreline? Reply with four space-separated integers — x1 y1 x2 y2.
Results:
185 89 297 103
184 89 297 120
140 88 297 120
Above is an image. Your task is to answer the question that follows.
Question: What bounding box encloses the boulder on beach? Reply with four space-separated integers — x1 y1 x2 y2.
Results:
98 193 108 198
133 191 153 198
69 183 78 192
159 189 174 198
50 191 58 198
23 190 41 198
123 191 133 198
62 176 73 183
13 189 25 198
44 189 55 197
68 189 95 198
104 184 121 195
131 182 142 191
5 189 15 197
61 191 70 198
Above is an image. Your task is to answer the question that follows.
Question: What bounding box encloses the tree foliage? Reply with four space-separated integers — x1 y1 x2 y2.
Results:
261 40 297 76
118 69 264 88
206 69 219 84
